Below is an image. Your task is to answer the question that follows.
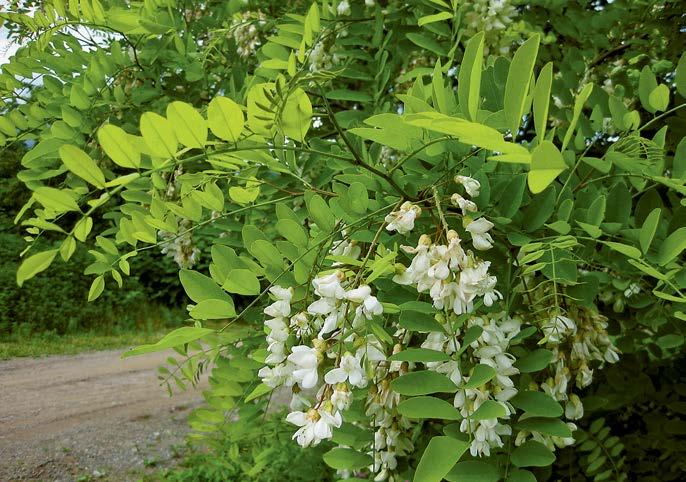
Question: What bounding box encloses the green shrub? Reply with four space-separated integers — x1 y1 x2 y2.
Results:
162 412 332 482
0 231 178 335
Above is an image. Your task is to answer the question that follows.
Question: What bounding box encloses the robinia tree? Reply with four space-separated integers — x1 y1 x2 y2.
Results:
3 0 686 481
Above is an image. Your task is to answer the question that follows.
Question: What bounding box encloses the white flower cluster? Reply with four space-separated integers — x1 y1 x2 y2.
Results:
336 0 351 16
393 177 501 315
462 0 519 55
446 313 522 457
309 271 384 337
286 404 342 448
258 269 385 448
541 309 620 396
365 346 414 481
513 308 620 450
159 219 200 269
232 11 266 58
308 37 343 73
251 172 622 477
330 228 362 262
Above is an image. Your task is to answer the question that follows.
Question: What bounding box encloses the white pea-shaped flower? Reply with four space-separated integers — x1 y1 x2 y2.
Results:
288 345 320 389
324 352 366 388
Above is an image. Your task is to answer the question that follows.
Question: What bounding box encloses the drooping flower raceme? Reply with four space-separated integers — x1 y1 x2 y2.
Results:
449 313 522 457
513 307 621 449
257 261 386 451
394 231 501 315
231 11 266 58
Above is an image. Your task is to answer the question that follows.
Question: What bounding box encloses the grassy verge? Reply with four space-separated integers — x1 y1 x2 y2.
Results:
0 329 171 360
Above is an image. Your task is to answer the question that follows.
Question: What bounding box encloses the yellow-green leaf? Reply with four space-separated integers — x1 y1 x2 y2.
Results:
69 84 90 110
166 101 208 148
418 11 452 27
222 269 261 295
601 241 641 259
122 326 216 358
561 83 593 151
281 88 312 142
88 275 105 301
33 186 81 212
533 62 553 143
98 124 141 168
458 32 484 121
59 144 106 188
504 34 540 137
648 84 670 112
74 216 93 242
208 96 244 142
17 249 58 286
140 112 177 158
527 140 567 193
190 299 236 320
247 83 275 137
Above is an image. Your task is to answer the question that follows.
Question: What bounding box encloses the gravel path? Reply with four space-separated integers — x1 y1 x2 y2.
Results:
0 349 207 481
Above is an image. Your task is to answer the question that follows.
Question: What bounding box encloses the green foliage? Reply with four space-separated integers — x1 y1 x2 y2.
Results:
2 0 686 481
161 412 331 482
0 231 160 335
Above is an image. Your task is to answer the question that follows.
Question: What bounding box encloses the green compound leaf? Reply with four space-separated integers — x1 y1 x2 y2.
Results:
504 34 540 137
166 101 208 148
414 436 469 482
98 124 141 168
398 396 462 420
208 96 244 142
16 249 58 287
122 326 216 358
140 111 177 158
511 391 563 417
222 269 261 295
391 370 458 396
511 440 556 468
471 400 507 421
527 140 567 194
533 62 553 142
514 349 554 373
59 144 106 188
458 31 484 121
323 447 372 470
463 364 497 389
446 460 500 482
389 348 450 362
640 208 661 254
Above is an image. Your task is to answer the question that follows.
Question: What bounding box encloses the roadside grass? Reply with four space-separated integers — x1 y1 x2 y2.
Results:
0 328 172 360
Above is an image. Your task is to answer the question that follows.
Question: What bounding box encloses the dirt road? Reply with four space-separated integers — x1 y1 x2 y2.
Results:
0 349 207 481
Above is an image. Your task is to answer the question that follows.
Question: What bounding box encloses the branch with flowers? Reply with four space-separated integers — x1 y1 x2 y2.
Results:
8 1 686 480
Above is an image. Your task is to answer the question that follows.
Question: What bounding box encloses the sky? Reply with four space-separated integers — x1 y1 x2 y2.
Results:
0 27 21 65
